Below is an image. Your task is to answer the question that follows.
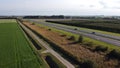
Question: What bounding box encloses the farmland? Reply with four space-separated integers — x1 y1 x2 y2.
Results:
4 18 120 68
0 19 42 68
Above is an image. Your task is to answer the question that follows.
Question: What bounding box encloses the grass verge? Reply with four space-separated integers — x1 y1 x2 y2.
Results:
17 21 49 68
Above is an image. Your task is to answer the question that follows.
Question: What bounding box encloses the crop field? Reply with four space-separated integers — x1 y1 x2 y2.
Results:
0 20 41 68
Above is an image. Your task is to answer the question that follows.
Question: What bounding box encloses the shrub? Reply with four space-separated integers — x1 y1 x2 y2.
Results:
67 36 75 40
59 34 66 37
80 60 96 68
31 23 35 25
106 49 120 60
78 35 83 43
84 42 93 47
48 28 51 31
94 46 108 52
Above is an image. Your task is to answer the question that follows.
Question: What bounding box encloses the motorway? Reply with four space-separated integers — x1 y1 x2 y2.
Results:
28 19 120 46
18 21 75 68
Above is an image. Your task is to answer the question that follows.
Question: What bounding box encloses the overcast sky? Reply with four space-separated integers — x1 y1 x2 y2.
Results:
0 0 120 16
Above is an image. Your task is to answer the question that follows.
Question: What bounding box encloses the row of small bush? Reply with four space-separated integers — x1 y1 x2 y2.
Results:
94 46 108 52
66 35 109 53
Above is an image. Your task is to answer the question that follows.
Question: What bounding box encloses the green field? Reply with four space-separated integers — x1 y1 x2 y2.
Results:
0 20 41 68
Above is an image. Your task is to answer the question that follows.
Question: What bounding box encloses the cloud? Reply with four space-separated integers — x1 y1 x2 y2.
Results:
98 0 120 9
0 0 120 15
99 1 107 8
89 5 95 8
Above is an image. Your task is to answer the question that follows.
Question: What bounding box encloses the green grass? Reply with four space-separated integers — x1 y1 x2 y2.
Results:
0 20 43 68
83 37 120 51
35 22 120 51
19 23 49 68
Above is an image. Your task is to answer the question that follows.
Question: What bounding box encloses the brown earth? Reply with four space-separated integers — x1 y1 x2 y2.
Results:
23 22 119 68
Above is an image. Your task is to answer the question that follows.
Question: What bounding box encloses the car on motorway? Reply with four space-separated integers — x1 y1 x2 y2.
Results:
74 28 77 30
92 32 95 34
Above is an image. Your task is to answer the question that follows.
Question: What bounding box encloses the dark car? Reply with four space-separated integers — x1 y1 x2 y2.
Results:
92 32 95 34
74 28 77 30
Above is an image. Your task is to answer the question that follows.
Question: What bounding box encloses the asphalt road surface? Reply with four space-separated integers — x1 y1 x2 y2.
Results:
18 21 75 68
28 19 120 46
31 19 120 41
